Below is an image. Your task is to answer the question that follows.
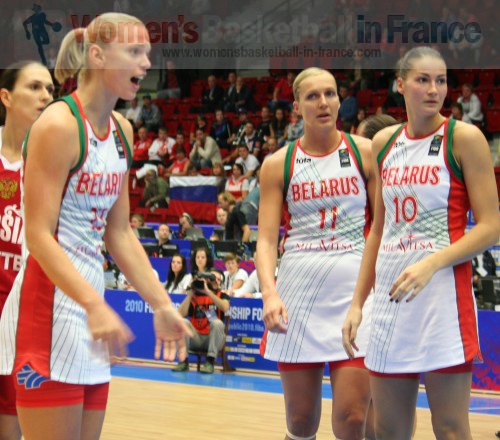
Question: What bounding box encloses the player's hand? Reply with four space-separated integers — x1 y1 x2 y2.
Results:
153 305 193 361
262 290 288 333
342 306 362 359
389 255 437 303
86 300 134 358
25 31 31 40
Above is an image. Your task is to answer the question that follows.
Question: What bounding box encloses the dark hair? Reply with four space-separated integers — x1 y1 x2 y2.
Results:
399 46 445 80
358 115 398 140
232 163 244 175
0 61 45 124
190 247 214 276
210 268 225 286
165 253 187 292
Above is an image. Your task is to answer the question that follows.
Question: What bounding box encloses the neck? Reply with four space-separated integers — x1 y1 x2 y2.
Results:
75 79 118 136
406 112 445 138
2 117 31 157
301 125 342 155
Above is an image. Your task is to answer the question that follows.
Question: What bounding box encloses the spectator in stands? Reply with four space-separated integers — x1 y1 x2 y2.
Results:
222 71 237 109
148 125 175 167
472 250 497 293
164 253 190 294
164 146 191 177
138 94 161 132
132 126 151 168
218 192 251 242
209 207 228 241
186 163 201 176
235 144 260 178
450 102 465 122
212 162 227 194
347 51 372 91
210 109 234 150
270 71 296 111
263 137 279 160
130 213 145 229
233 252 264 298
351 107 367 134
256 105 273 143
375 106 386 116
184 246 214 287
270 107 288 145
222 108 249 164
225 163 246 202
140 169 169 209
242 121 262 157
157 60 182 99
189 114 209 144
172 268 230 374
224 76 255 113
223 253 248 294
178 212 194 239
240 168 260 225
172 132 192 159
190 128 222 168
457 84 484 125
201 74 224 113
279 110 304 148
157 223 172 246
125 97 142 129
338 82 358 126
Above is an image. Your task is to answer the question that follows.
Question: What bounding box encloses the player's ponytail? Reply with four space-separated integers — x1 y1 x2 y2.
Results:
54 28 86 85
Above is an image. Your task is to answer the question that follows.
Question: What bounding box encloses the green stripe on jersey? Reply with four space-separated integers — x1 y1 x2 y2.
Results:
59 95 86 174
283 141 295 198
344 132 364 179
377 124 405 165
445 118 463 181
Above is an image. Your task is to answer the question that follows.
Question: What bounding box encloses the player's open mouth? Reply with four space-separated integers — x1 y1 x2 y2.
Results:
131 76 144 85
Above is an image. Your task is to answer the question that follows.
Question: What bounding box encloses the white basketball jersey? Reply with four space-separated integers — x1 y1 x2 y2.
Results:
261 134 373 363
0 93 132 384
366 119 481 373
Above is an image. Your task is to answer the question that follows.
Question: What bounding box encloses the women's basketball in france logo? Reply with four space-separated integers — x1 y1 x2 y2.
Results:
17 4 64 66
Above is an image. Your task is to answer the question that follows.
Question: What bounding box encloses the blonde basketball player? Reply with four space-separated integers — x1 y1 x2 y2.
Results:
258 68 376 440
0 14 191 440
343 46 500 439
0 61 54 440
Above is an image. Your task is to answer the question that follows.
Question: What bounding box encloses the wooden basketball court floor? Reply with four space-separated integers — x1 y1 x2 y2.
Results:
101 362 500 439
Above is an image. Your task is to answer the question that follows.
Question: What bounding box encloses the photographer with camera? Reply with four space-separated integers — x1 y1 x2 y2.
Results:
172 269 230 374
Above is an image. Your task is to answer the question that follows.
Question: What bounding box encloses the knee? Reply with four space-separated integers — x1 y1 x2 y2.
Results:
287 414 318 439
432 416 470 440
333 408 366 440
210 319 225 332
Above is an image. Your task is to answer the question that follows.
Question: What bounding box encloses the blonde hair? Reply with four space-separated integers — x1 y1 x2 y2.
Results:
54 13 144 85
293 68 335 101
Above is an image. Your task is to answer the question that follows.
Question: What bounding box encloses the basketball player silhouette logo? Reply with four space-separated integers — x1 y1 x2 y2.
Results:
23 4 62 66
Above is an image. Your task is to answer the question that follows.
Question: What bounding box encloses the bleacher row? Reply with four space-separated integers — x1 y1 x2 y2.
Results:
145 69 500 140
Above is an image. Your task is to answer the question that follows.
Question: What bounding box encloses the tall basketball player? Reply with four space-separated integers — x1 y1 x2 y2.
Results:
0 61 54 440
343 46 500 439
258 67 376 440
0 14 191 440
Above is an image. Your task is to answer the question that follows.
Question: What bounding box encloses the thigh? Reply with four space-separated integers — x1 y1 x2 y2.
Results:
370 375 419 440
81 410 106 440
280 366 324 426
17 405 83 440
0 414 21 440
424 371 472 438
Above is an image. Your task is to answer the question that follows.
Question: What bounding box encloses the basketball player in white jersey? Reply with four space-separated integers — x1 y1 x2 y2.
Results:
258 67 376 440
0 61 54 440
343 47 500 439
0 14 191 440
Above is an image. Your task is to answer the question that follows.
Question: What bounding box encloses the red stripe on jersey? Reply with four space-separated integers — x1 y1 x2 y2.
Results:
443 122 479 362
73 93 111 142
259 329 268 357
14 255 55 377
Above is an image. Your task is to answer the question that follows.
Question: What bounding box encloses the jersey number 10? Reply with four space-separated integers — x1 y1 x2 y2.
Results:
393 196 417 223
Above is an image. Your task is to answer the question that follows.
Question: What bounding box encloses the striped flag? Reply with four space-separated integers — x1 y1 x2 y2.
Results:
169 176 218 223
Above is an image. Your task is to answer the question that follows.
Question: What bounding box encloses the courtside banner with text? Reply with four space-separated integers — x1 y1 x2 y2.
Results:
106 290 498 389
